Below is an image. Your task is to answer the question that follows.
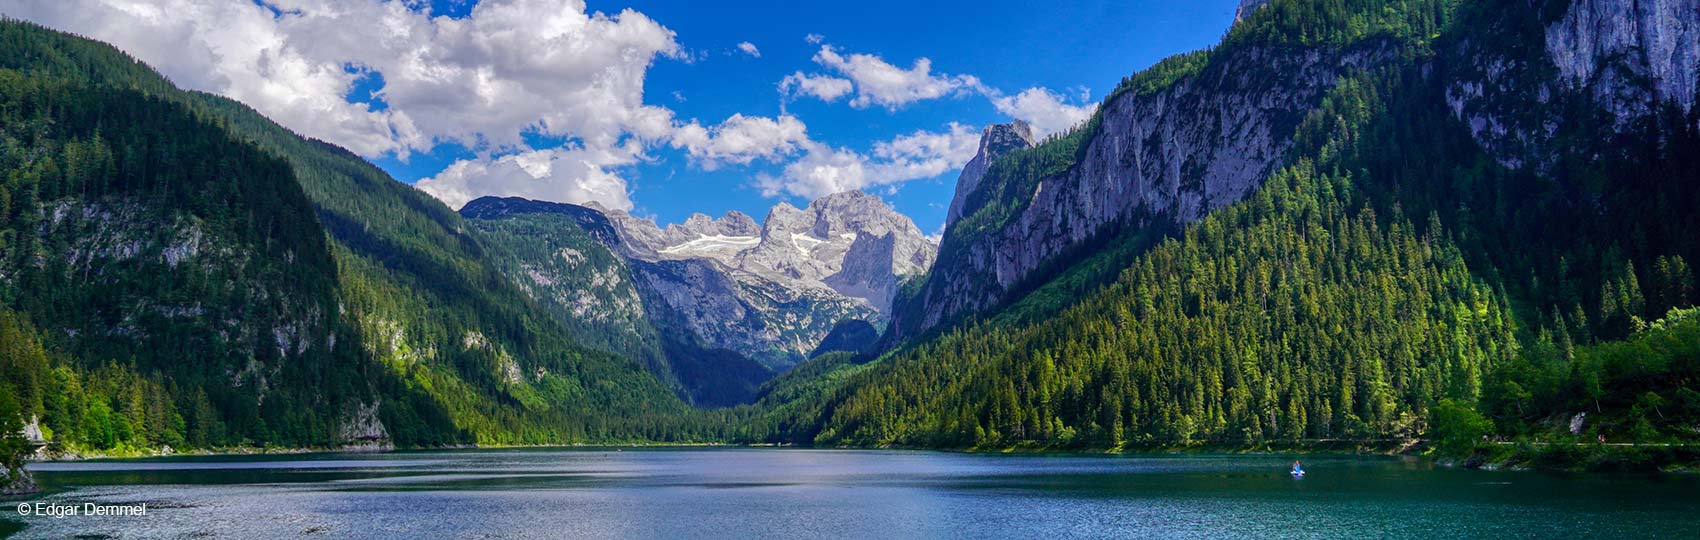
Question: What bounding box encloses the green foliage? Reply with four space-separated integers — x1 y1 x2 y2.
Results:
753 153 1514 449
751 0 1700 455
1483 310 1700 442
4 0 1698 458
1429 398 1492 455
0 388 28 472
908 0 1460 345
1226 0 1457 49
0 18 720 450
0 64 358 449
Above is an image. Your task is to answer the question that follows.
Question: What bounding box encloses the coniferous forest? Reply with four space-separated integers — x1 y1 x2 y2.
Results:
2 0 1699 477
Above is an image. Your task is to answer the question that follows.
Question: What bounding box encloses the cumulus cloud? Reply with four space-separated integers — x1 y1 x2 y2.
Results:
415 145 637 211
990 87 1099 137
6 0 688 210
757 123 980 199
779 71 854 103
779 42 1095 136
799 45 985 110
669 114 810 169
9 0 682 155
736 41 760 58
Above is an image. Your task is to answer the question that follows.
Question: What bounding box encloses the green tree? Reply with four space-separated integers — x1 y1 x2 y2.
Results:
1429 399 1492 457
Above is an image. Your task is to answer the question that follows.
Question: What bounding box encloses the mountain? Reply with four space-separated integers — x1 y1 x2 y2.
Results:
808 319 881 359
591 190 934 368
459 191 936 403
1234 0 1272 22
887 13 1395 344
747 0 1700 452
452 200 771 407
605 191 937 316
0 20 718 453
946 121 1037 225
3 0 1697 462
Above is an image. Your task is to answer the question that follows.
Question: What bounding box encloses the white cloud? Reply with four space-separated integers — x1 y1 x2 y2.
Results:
990 87 1099 138
7 0 689 210
415 144 636 211
804 33 825 44
669 114 809 169
758 123 980 199
10 1 1098 213
779 71 854 102
774 41 1098 139
800 45 985 110
9 0 683 155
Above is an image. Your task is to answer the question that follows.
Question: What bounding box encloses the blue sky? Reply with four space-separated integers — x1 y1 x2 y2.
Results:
367 0 1239 232
655 1 1234 231
10 0 1240 234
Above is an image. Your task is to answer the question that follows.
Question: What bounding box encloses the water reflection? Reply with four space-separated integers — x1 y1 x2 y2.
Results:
3 449 1697 539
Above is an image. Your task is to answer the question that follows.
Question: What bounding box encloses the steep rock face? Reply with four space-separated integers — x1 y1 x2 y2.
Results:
630 258 871 369
608 191 936 317
462 197 776 402
1547 0 1699 117
891 41 1393 343
463 195 907 373
1234 0 1272 22
946 121 1037 225
461 198 663 377
740 191 935 310
825 232 903 313
337 401 393 451
1447 0 1699 170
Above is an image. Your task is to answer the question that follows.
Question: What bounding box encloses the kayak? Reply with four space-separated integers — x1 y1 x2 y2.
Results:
1291 470 1305 478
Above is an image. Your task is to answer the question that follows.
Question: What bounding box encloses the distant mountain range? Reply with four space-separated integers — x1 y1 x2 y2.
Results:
459 190 934 405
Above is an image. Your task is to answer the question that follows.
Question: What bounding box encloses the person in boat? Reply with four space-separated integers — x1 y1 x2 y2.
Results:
1292 461 1304 475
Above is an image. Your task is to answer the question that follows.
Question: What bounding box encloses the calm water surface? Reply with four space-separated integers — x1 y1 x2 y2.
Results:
3 448 1697 539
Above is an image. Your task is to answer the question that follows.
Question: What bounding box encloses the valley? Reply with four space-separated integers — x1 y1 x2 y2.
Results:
2 0 1699 490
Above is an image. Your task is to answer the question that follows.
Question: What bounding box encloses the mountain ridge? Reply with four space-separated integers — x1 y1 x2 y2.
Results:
459 190 935 403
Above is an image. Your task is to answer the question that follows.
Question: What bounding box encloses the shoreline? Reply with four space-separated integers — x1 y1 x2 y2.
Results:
22 437 1699 474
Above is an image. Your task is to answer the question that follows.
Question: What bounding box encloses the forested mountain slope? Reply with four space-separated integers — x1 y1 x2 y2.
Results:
748 0 1700 452
1 0 1696 462
884 0 1436 346
0 19 712 451
458 197 777 408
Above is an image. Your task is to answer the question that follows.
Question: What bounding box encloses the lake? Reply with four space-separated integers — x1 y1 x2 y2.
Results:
3 448 1697 539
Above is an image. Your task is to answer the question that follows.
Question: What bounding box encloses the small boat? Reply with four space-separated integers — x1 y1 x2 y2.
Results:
1291 469 1305 478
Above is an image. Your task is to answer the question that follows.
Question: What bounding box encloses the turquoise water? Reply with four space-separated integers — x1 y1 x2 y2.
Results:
3 449 1697 539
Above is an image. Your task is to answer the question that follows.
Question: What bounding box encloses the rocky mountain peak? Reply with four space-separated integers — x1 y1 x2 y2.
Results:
735 191 936 311
596 190 936 318
946 121 1039 225
763 200 813 234
985 120 1038 153
1234 0 1271 23
675 210 762 238
804 190 913 239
